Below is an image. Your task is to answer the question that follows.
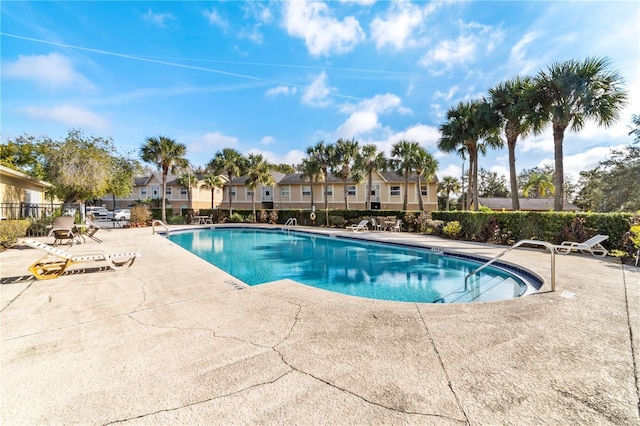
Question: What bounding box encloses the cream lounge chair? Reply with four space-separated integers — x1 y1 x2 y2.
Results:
23 238 140 280
48 216 82 246
347 219 369 232
553 234 609 257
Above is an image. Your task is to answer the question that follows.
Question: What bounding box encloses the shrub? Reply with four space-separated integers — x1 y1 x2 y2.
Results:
130 204 152 224
0 220 30 249
443 221 462 238
228 212 247 223
26 216 54 237
329 216 347 228
268 210 279 224
258 210 269 223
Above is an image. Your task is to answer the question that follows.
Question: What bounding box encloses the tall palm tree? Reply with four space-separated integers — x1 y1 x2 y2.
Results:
438 176 461 211
488 76 538 210
201 174 224 209
245 153 274 222
438 99 501 211
299 156 322 210
390 140 420 211
354 144 387 210
207 148 246 210
306 141 334 226
331 138 360 210
414 147 438 211
176 171 198 212
523 173 555 198
533 57 627 211
140 136 188 222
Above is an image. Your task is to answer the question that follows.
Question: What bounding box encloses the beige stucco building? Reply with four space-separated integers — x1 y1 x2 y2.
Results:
222 171 439 212
102 173 226 214
0 165 54 219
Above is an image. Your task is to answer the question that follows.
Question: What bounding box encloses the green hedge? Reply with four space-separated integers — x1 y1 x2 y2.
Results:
431 211 632 250
0 220 30 249
218 209 407 226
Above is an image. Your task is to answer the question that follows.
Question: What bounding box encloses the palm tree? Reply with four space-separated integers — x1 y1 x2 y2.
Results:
176 171 198 212
438 176 461 211
306 141 334 226
299 156 322 210
140 136 188 222
488 76 538 210
245 153 275 222
390 140 420 210
438 99 501 211
523 173 555 198
207 148 246 210
331 138 360 210
533 57 627 211
414 147 438 211
354 144 387 210
201 174 224 209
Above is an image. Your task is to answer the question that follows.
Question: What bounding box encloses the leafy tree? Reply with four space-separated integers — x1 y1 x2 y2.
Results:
140 135 188 222
522 172 555 198
533 57 628 211
245 153 275 221
207 148 246 211
414 147 438 211
478 168 510 198
331 138 360 210
107 155 140 209
488 76 538 210
438 176 461 211
306 141 334 226
354 144 387 210
438 99 501 211
272 163 296 174
390 140 420 210
574 144 640 212
0 135 52 180
201 174 224 209
299 156 323 209
176 171 199 211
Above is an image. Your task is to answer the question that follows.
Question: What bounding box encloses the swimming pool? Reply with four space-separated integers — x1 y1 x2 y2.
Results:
168 227 540 303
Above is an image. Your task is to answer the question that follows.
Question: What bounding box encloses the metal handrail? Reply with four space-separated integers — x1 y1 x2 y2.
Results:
284 217 297 227
464 239 555 292
152 219 170 236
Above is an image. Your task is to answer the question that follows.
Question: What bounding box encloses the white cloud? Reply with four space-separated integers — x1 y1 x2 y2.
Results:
246 148 305 166
266 85 298 97
204 8 229 31
370 0 424 50
336 111 381 139
261 136 275 145
434 86 459 101
143 9 175 27
509 31 541 74
302 71 335 107
4 52 93 91
187 131 239 156
438 163 463 181
283 0 365 56
339 0 376 5
20 104 108 129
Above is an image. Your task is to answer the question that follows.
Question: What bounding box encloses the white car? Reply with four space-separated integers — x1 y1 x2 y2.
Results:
113 208 131 221
86 206 109 218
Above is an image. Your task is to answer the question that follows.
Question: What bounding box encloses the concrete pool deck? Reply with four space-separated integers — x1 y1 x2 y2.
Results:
1 224 638 425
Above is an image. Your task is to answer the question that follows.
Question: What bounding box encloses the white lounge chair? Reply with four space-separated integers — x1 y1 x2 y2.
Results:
23 238 141 280
553 234 609 257
347 219 369 232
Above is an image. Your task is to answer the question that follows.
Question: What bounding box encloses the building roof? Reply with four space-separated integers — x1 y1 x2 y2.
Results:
0 165 53 188
228 170 440 185
478 197 580 212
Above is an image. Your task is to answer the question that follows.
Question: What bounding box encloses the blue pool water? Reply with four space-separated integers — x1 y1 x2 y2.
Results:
168 228 535 303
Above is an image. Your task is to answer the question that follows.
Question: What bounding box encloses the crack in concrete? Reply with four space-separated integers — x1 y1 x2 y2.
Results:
414 303 470 424
621 262 640 418
0 280 34 314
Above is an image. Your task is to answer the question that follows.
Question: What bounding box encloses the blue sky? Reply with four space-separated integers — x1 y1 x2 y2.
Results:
2 1 638 184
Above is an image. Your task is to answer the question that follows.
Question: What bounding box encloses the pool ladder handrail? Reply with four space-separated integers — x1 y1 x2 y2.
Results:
284 217 297 227
464 239 555 293
152 219 170 236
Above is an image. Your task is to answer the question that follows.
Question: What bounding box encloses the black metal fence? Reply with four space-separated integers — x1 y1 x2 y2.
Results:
0 203 80 220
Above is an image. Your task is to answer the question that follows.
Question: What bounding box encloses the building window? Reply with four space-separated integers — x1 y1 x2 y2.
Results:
152 185 159 197
180 187 187 196
141 187 147 197
390 186 401 197
247 189 254 196
346 185 356 196
165 187 172 196
216 188 221 193
230 187 236 196
302 186 311 196
281 186 290 197
421 185 428 196
326 185 333 196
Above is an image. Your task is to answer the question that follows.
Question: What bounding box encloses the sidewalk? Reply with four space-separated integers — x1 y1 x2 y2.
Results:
1 225 638 424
